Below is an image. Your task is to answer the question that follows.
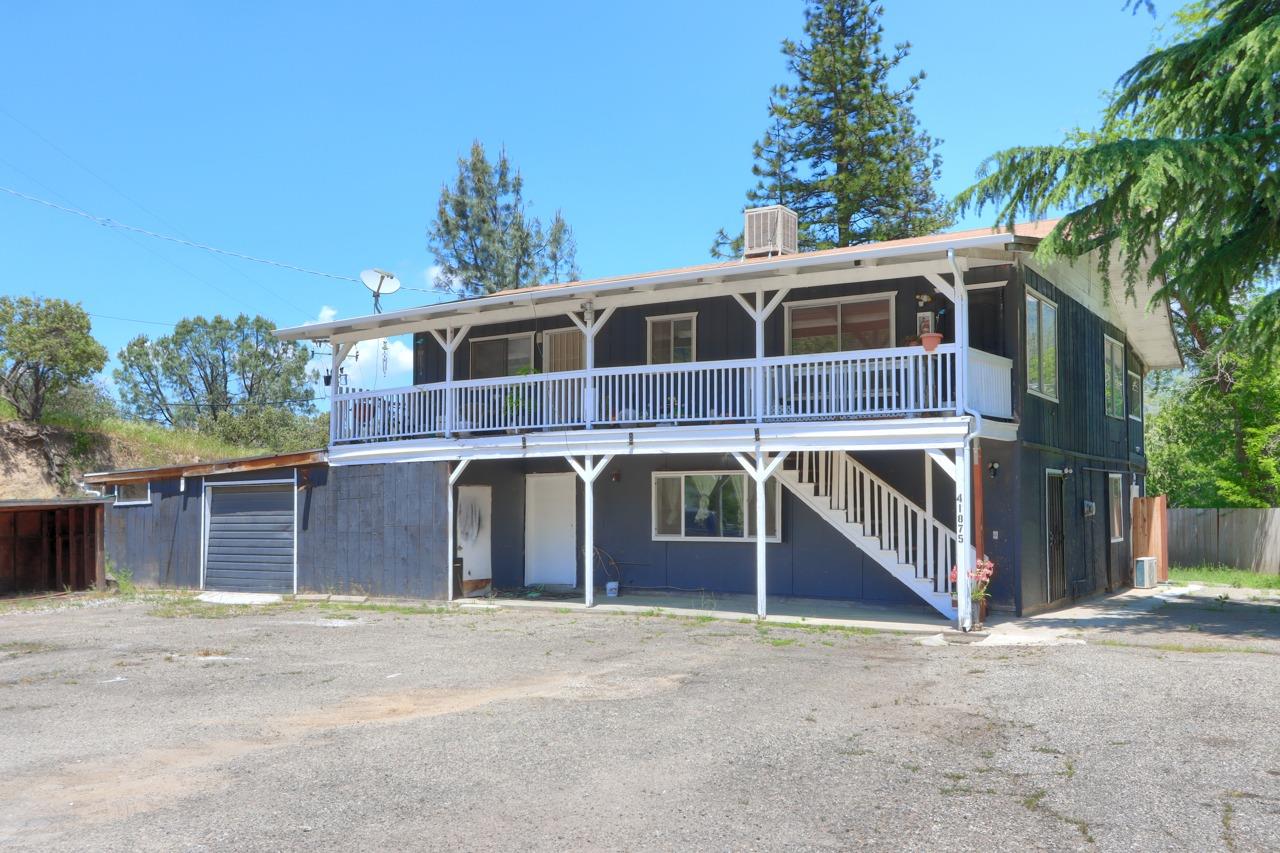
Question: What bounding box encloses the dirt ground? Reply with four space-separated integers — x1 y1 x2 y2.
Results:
1 591 1278 852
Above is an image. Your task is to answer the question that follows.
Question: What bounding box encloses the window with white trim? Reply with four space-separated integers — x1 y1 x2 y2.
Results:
1025 289 1058 399
1104 336 1125 419
114 481 151 506
786 294 894 354
647 314 696 364
652 472 780 541
542 328 583 373
1108 473 1125 543
470 333 534 379
1127 369 1143 421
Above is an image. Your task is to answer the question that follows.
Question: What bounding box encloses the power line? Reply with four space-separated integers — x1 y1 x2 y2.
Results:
88 312 177 327
0 107 312 316
0 184 360 284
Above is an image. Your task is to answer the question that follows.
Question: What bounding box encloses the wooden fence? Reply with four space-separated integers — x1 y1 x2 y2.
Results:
1168 508 1280 574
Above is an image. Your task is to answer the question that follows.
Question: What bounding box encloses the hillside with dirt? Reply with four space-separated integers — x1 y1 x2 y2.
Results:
0 419 263 500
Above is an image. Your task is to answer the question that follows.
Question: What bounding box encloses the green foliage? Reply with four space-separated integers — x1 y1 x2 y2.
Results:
958 0 1280 349
0 295 108 421
1147 290 1280 506
198 407 328 453
715 0 952 256
114 314 315 426
429 141 579 297
1167 565 1280 589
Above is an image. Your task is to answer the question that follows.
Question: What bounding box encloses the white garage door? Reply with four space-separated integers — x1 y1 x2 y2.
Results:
204 485 295 593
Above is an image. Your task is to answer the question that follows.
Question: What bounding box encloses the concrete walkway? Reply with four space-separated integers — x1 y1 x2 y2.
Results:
470 589 950 634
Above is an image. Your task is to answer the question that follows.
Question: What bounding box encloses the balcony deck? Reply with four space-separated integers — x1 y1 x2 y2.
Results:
329 344 1012 447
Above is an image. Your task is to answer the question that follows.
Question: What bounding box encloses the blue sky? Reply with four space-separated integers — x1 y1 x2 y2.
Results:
1 1 1171 392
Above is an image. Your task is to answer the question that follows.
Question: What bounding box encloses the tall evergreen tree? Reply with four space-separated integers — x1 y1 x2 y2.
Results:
429 141 579 297
714 0 952 257
957 0 1280 351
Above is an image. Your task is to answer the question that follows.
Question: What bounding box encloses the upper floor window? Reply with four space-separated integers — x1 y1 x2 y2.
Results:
1025 289 1058 400
542 328 583 373
647 313 696 364
470 333 533 379
1127 370 1143 421
1104 336 1125 419
786 294 894 355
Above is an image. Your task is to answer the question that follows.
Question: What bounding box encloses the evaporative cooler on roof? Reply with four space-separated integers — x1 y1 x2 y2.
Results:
743 205 798 258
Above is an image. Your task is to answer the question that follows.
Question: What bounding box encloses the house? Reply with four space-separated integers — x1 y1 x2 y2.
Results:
90 209 1181 626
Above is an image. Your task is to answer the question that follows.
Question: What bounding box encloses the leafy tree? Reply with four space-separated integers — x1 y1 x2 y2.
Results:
957 0 1280 351
0 295 107 422
1147 292 1280 506
714 0 952 256
114 314 315 426
429 141 579 297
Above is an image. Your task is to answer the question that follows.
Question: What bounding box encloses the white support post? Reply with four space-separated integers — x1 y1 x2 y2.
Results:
430 326 471 438
950 250 969 417
566 454 612 606
731 288 789 423
568 306 615 430
329 341 354 445
733 448 789 619
445 459 471 602
955 444 973 630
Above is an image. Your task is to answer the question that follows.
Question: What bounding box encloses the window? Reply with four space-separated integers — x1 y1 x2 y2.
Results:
114 481 151 506
1104 336 1125 419
543 328 583 373
1127 370 1143 421
652 472 779 541
1108 473 1125 543
647 314 696 364
470 333 533 379
1025 289 1058 400
786 294 894 354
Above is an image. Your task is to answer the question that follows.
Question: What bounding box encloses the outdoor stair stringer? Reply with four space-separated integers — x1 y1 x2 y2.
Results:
776 451 957 619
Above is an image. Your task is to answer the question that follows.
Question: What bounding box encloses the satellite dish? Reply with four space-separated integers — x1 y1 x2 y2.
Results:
359 269 401 313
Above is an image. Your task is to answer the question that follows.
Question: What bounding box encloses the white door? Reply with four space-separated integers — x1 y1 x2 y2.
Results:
457 485 492 593
525 473 577 586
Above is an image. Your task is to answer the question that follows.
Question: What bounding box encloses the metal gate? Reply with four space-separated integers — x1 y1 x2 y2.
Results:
203 484 295 593
1046 472 1067 602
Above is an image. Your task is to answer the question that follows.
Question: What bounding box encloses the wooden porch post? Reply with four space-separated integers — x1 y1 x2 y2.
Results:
731 289 789 423
568 306 615 430
329 341 355 445
734 449 789 619
955 444 974 630
566 454 612 606
430 327 471 438
446 459 471 602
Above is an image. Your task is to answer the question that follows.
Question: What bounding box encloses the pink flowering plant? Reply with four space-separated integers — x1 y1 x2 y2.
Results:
949 557 996 601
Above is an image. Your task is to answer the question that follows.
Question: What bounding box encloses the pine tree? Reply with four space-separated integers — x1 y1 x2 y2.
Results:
715 0 952 256
429 141 579 297
958 0 1280 351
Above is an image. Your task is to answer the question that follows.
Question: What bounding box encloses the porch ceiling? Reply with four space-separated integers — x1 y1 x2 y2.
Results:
325 418 974 466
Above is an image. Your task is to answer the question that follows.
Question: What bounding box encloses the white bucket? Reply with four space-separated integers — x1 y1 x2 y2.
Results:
605 581 619 597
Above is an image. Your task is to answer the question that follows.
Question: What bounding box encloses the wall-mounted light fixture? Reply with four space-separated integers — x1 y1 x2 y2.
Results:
988 461 1000 479
611 470 622 483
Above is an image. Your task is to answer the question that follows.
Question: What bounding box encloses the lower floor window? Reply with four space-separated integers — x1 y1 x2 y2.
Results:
1108 473 1125 543
652 472 780 541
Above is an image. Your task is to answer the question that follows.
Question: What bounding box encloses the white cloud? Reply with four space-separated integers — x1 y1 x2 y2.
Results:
317 305 338 323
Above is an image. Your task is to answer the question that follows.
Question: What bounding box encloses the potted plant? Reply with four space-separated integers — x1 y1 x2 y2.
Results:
920 331 944 352
950 557 995 627
503 365 539 432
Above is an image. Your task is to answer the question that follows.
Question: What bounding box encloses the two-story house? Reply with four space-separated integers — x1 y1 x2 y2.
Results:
88 209 1179 628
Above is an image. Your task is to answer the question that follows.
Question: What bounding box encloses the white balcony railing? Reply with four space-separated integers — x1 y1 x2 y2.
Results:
330 343 1010 444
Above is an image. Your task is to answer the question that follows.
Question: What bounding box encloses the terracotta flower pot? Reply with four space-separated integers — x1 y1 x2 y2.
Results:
921 332 944 352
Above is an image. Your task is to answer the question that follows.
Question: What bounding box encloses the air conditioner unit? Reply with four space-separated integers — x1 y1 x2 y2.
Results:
743 205 798 258
1134 556 1158 589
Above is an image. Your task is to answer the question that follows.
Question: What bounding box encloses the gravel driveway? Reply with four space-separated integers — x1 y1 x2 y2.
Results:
1 591 1277 852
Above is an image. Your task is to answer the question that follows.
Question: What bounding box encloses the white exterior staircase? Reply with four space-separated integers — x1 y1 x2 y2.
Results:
777 451 957 619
